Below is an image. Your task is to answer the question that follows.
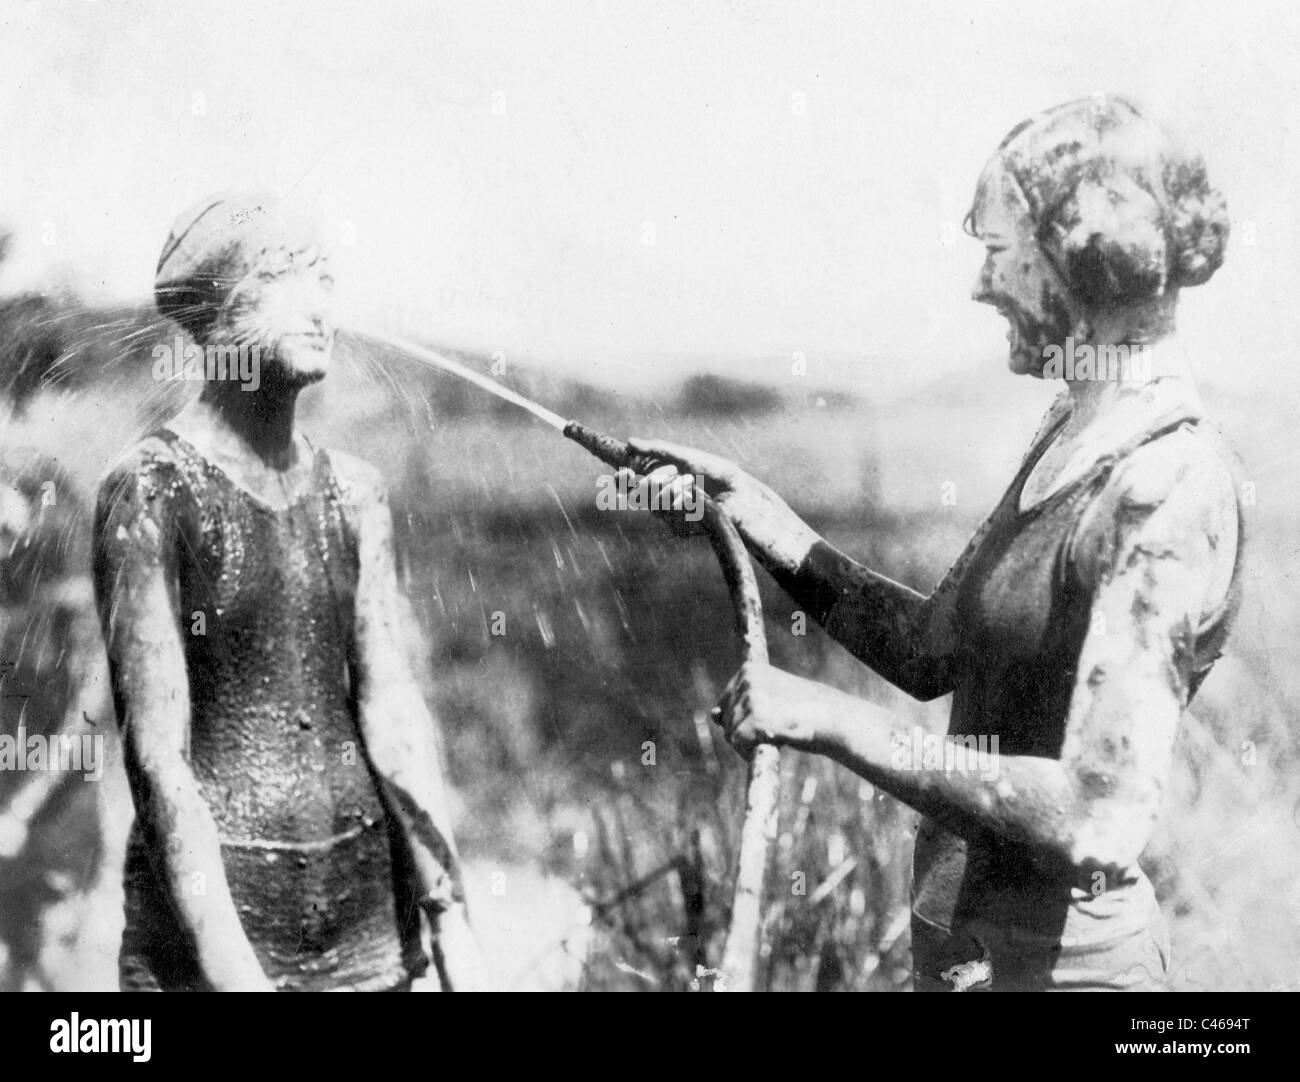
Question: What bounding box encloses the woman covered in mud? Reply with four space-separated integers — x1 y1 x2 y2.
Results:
630 97 1241 990
93 192 479 991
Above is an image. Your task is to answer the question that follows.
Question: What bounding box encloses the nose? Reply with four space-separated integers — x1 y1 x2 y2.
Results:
971 264 994 305
302 282 333 335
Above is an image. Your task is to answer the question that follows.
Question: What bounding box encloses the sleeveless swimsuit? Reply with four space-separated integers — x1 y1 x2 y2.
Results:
115 429 417 991
910 397 1243 991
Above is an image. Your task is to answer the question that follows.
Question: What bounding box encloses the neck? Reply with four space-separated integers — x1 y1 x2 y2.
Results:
1064 297 1188 429
196 377 301 469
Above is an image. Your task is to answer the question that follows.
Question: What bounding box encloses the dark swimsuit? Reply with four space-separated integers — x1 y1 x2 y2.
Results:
113 429 417 991
909 397 1243 991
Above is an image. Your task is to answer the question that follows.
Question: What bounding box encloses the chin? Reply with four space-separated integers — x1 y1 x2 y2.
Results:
272 346 331 388
1006 346 1046 377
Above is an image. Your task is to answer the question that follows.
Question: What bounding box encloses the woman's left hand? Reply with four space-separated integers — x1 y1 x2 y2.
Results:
712 661 826 757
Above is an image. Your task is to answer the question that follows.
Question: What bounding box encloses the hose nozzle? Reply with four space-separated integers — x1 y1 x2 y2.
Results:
563 421 656 473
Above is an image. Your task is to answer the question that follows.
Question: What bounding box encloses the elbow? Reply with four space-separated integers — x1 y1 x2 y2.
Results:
875 640 957 702
845 642 954 700
903 676 953 703
889 661 955 702
358 688 432 762
123 734 194 802
362 681 432 731
358 686 423 733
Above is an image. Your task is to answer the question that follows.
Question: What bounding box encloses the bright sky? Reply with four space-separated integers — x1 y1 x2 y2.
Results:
2 0 1297 391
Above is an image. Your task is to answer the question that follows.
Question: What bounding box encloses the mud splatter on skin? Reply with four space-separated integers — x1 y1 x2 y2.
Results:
709 99 1241 990
967 157 1083 377
97 433 413 990
979 95 1228 315
83 192 476 991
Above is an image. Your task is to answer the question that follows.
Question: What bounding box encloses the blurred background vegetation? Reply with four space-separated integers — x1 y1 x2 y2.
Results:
1 275 1296 991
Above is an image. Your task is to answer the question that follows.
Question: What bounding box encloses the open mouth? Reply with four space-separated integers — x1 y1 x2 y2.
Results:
996 307 1050 372
998 308 1023 345
997 305 1040 354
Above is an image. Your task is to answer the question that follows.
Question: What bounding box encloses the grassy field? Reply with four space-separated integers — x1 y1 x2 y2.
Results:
1 303 1297 991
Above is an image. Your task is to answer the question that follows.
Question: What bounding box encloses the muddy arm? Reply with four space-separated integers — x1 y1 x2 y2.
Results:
756 528 983 701
338 454 482 990
620 434 983 700
723 449 1234 883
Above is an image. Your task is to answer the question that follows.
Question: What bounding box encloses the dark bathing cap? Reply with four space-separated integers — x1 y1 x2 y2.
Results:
154 190 322 335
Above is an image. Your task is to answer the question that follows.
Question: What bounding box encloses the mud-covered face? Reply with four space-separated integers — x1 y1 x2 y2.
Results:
206 244 336 388
968 160 1080 376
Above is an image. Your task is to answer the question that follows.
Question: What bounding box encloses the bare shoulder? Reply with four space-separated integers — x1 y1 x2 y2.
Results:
92 435 194 576
94 433 188 524
1111 423 1238 531
1078 422 1240 611
324 448 387 498
99 432 180 484
323 448 391 525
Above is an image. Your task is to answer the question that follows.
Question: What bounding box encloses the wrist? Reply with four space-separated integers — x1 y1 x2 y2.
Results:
733 488 819 571
765 521 821 571
795 687 846 757
418 869 463 920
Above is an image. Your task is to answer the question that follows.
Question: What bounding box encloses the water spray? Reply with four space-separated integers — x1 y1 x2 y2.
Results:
353 327 570 432
352 326 669 475
354 325 780 992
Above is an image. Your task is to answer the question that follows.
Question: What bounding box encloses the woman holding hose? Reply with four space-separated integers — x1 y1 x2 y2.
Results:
627 96 1241 991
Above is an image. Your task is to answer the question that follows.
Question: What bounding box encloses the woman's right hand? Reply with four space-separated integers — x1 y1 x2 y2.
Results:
624 438 821 568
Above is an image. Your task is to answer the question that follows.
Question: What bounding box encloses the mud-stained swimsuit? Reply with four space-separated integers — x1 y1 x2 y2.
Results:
908 396 1243 991
106 430 417 992
769 388 1243 991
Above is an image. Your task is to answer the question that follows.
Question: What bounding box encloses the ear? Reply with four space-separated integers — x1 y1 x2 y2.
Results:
156 282 218 335
1042 177 1168 308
